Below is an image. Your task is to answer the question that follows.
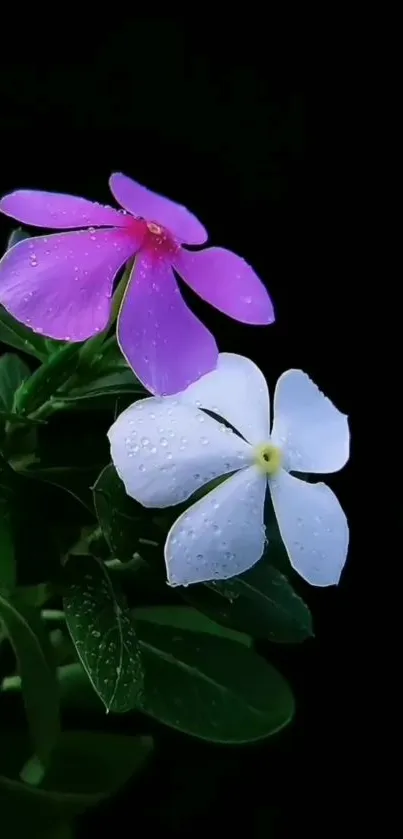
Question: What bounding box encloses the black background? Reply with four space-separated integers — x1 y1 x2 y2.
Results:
0 18 357 836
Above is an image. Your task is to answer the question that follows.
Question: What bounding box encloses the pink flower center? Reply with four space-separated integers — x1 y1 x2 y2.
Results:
126 217 180 262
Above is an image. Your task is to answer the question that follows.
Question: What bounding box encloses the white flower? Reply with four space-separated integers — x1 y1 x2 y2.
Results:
108 353 350 588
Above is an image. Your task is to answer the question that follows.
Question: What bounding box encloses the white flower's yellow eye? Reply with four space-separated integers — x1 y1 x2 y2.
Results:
253 442 282 476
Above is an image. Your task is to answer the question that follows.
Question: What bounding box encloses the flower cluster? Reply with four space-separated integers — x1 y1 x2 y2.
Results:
0 173 349 587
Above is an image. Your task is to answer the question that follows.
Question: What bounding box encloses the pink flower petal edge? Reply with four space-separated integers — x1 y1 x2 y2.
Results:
117 254 218 395
173 246 274 325
109 172 208 246
0 229 136 341
0 190 132 230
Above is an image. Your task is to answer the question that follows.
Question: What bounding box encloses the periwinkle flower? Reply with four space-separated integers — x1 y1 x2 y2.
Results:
0 174 274 395
108 353 350 588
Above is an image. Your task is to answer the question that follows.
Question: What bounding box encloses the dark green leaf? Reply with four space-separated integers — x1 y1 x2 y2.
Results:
61 369 144 406
13 342 82 417
0 307 49 362
0 352 30 412
0 503 15 591
184 560 313 643
135 621 294 743
91 335 128 370
0 452 17 499
20 464 99 511
0 410 45 428
63 555 144 713
93 463 160 562
0 594 60 767
0 731 152 828
133 605 252 647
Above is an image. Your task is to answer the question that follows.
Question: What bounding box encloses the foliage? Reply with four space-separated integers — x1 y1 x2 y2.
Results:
0 228 314 834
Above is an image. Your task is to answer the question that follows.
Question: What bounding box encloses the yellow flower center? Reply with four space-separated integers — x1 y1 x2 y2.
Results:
253 442 282 476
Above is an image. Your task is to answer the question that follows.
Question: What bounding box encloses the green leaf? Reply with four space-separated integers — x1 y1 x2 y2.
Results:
0 410 45 428
67 368 142 399
0 308 49 362
0 452 17 499
20 464 100 511
7 637 294 744
0 593 60 767
0 731 152 828
63 554 144 713
93 463 159 562
0 352 30 412
134 621 294 743
6 226 32 249
184 561 313 643
0 503 15 591
13 343 81 416
133 605 252 647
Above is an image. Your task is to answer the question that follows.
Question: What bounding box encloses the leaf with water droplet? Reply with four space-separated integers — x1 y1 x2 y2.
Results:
183 557 313 643
63 555 144 713
0 592 60 768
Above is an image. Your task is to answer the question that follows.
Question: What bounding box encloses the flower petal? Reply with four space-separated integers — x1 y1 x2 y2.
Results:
164 465 267 587
177 352 270 445
269 470 349 586
117 254 218 395
0 190 131 230
172 246 275 325
271 370 350 473
0 229 137 341
109 172 207 245
108 396 253 508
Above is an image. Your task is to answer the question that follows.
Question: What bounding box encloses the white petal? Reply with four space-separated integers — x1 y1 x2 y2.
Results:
108 397 253 508
271 369 349 473
176 352 270 444
164 465 267 586
269 470 349 586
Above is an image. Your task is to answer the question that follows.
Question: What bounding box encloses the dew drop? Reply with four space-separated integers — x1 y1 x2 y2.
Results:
160 437 168 447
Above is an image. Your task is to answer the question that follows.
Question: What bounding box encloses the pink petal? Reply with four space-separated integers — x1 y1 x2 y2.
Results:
0 229 137 341
173 246 275 325
0 190 133 230
109 172 208 246
117 254 218 395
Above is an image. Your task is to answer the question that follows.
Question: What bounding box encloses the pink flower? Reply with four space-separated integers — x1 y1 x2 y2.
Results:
0 173 274 395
